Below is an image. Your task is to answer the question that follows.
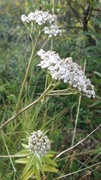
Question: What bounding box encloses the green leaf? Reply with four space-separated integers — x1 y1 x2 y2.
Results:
83 31 101 40
94 110 101 113
34 164 41 180
42 156 58 167
21 154 35 179
94 71 101 78
90 96 101 107
91 17 101 27
47 150 56 156
21 143 29 149
35 155 44 174
15 158 28 164
43 165 58 172
13 149 31 157
22 168 35 180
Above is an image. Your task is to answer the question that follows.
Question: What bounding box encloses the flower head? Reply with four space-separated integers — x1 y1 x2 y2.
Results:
21 14 30 22
21 10 57 25
37 49 61 68
21 10 62 37
44 24 62 37
28 130 51 156
37 49 95 98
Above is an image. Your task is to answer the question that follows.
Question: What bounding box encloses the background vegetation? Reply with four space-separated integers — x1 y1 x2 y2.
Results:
0 0 101 179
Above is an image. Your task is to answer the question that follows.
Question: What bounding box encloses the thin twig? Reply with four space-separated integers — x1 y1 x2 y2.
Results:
1 130 16 172
55 161 101 179
71 95 81 146
71 59 86 146
15 31 40 112
56 123 101 158
0 84 52 130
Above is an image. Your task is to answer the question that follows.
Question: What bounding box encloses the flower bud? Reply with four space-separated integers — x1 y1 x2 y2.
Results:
28 130 51 156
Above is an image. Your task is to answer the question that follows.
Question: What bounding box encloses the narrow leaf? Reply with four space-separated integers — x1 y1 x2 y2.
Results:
15 158 28 164
36 155 44 174
21 154 34 179
94 71 101 78
14 149 31 157
34 165 41 180
43 165 58 172
22 168 35 180
42 156 57 167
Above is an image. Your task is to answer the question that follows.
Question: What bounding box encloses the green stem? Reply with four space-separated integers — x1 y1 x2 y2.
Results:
0 83 53 130
71 59 87 146
71 95 81 147
47 88 77 95
1 130 16 173
16 32 40 112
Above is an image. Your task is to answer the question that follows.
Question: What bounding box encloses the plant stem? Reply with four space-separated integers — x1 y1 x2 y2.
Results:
55 161 101 179
16 32 40 112
71 95 81 146
71 59 87 146
0 83 53 130
1 130 16 173
56 123 101 158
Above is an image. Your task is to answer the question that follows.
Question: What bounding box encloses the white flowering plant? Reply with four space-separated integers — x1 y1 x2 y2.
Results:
15 130 58 180
0 8 96 180
21 10 62 37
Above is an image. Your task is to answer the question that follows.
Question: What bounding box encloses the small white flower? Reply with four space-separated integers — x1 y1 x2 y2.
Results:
44 24 62 37
28 12 35 21
21 10 62 37
21 14 29 22
47 14 57 24
28 130 50 156
21 10 57 25
37 49 95 98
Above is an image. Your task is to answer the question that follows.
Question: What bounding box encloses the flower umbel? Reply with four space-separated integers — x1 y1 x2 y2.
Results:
37 49 95 98
21 10 62 37
21 10 57 25
28 130 51 156
43 25 62 37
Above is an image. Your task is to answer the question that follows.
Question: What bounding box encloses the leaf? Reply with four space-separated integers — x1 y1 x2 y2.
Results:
34 164 41 180
15 158 28 164
90 97 101 107
94 71 101 78
42 151 57 158
21 143 29 149
22 168 35 180
94 110 101 113
13 149 31 157
42 156 58 167
35 155 44 174
21 154 35 179
83 31 101 40
43 165 58 173
91 17 101 27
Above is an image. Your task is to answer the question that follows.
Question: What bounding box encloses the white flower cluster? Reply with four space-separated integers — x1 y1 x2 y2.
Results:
44 24 62 37
28 130 50 156
21 10 62 37
37 49 95 98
